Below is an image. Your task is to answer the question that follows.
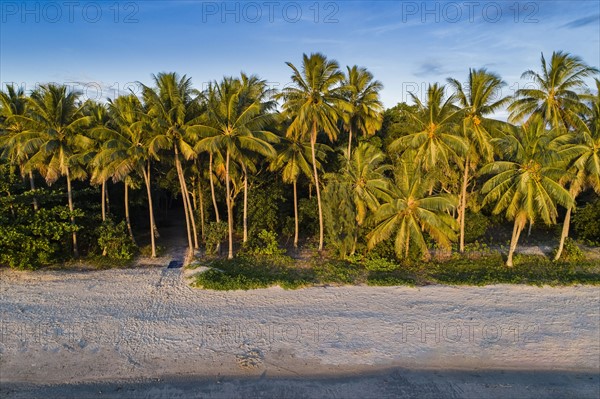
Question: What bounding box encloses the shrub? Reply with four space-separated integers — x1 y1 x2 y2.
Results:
572 200 600 245
551 238 585 262
96 219 137 260
363 256 400 272
245 230 285 256
205 221 228 255
464 212 490 243
0 206 79 269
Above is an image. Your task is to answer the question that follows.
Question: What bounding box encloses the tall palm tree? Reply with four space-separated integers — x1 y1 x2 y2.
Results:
269 131 327 248
448 69 510 252
508 51 598 129
336 142 392 254
277 53 349 251
555 78 600 259
0 84 39 210
92 94 160 257
83 100 112 222
388 83 466 176
192 75 277 259
367 160 457 260
481 116 574 266
25 84 92 257
342 65 384 158
141 72 203 256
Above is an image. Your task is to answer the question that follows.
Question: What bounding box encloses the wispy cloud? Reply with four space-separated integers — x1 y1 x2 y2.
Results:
560 14 600 29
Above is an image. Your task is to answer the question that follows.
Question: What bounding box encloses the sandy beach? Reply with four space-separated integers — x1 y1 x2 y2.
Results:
1 263 599 398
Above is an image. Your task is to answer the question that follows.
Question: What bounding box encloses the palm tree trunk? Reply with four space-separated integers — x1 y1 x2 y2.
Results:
209 152 220 223
293 179 299 248
198 178 205 240
347 127 353 160
225 149 234 259
66 167 78 258
29 171 38 211
527 220 533 237
124 182 136 244
174 146 194 254
101 180 107 222
184 180 200 249
191 186 198 210
143 162 157 258
311 120 324 252
459 155 469 253
554 206 572 261
243 163 248 244
105 183 110 215
507 219 524 267
209 152 220 254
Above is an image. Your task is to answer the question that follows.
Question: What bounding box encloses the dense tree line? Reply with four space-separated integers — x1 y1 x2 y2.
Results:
1 51 598 268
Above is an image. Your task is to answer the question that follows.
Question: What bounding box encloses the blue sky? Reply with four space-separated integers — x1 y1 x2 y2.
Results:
1 0 599 115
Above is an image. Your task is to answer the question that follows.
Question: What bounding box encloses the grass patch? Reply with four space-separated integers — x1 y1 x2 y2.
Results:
192 252 600 291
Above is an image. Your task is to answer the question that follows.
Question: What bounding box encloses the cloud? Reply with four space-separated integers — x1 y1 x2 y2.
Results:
414 62 447 77
561 14 600 29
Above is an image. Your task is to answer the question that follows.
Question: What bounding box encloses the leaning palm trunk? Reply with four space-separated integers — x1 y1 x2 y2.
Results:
554 206 572 261
124 183 136 244
311 120 324 252
173 146 194 254
65 167 79 258
458 155 469 253
293 180 299 248
225 149 234 259
506 218 525 267
29 171 38 211
243 164 248 243
142 162 157 258
182 177 199 249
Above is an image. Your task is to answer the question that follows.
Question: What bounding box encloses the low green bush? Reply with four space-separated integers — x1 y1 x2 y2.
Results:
96 219 137 260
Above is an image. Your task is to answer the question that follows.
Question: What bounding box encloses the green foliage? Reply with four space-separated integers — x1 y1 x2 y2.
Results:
298 197 318 237
205 221 228 255
140 244 164 257
572 200 600 244
96 219 137 260
551 238 585 261
312 258 365 284
362 255 400 272
244 178 285 238
244 229 285 256
323 181 356 257
0 206 79 269
464 212 490 243
193 254 312 290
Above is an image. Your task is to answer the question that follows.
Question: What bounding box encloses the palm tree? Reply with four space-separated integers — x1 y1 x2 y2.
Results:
388 83 466 176
25 84 92 257
0 84 39 210
269 131 327 248
508 51 598 129
83 100 112 222
448 69 510 252
481 116 574 266
277 53 349 251
92 94 160 257
192 75 277 259
554 78 600 259
336 142 392 254
367 160 457 260
141 72 203 256
342 65 384 158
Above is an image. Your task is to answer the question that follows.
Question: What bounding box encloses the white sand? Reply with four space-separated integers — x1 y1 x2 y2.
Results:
1 265 598 387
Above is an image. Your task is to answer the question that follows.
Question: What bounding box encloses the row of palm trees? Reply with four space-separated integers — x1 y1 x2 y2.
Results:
0 51 598 266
